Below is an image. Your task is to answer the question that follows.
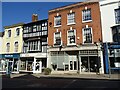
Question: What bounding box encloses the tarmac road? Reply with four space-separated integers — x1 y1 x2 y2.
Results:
1 74 120 89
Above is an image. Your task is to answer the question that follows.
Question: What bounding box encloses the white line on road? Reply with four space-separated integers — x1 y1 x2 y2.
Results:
63 79 76 88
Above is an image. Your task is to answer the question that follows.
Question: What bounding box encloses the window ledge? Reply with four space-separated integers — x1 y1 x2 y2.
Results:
82 20 92 23
67 43 76 46
67 23 76 26
54 25 62 28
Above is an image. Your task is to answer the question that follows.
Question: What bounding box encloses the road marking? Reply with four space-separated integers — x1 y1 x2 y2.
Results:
63 79 76 88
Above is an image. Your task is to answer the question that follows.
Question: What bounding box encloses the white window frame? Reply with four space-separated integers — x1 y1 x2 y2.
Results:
6 43 10 52
15 28 20 37
67 13 75 25
54 32 62 46
14 41 19 52
67 29 76 46
8 30 11 38
82 27 93 44
54 16 61 27
82 9 92 23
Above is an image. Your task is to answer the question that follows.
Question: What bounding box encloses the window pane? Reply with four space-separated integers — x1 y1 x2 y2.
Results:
83 28 92 43
82 9 92 21
55 16 61 26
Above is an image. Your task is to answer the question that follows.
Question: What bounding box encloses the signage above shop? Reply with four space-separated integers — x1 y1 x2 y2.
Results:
3 54 20 58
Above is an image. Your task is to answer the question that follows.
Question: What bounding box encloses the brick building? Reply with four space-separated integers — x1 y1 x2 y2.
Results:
47 2 104 74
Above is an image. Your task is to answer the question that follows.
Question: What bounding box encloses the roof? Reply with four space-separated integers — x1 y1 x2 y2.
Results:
49 1 99 13
23 19 48 26
4 23 24 29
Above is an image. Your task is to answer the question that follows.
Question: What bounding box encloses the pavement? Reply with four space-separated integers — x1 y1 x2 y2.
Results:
3 73 120 80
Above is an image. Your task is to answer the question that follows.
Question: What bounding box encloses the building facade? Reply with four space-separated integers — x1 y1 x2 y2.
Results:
20 14 48 73
1 23 24 73
0 32 4 72
100 0 120 74
48 2 104 74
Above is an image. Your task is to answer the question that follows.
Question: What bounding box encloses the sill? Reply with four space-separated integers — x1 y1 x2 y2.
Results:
54 25 62 28
67 43 76 46
82 20 92 23
67 23 76 26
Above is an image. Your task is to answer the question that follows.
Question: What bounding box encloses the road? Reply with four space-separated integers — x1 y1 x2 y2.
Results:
1 74 120 89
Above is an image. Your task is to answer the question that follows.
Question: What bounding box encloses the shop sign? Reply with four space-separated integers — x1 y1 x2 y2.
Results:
3 54 20 58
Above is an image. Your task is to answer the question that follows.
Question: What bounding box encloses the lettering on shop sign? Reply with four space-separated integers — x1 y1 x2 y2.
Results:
5 55 13 58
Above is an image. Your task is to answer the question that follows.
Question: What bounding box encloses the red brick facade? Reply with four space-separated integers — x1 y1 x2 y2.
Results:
48 2 102 46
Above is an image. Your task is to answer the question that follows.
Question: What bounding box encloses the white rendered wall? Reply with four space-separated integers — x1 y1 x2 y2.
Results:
0 37 2 54
100 0 119 43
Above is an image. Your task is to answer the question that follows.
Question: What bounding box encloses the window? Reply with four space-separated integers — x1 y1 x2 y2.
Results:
82 9 92 22
33 25 37 32
16 28 20 36
115 8 120 24
14 42 18 52
28 40 41 52
67 30 76 45
54 16 61 26
67 13 75 24
112 26 120 43
6 43 10 52
54 32 61 46
23 27 28 33
42 22 47 31
83 28 92 44
8 30 11 37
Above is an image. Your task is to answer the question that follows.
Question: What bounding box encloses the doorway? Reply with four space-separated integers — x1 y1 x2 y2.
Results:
69 56 77 71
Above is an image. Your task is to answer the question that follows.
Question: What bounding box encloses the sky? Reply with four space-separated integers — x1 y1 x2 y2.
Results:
1 2 79 32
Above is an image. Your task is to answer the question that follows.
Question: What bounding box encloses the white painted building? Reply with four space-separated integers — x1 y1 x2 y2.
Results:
99 0 120 42
0 32 3 55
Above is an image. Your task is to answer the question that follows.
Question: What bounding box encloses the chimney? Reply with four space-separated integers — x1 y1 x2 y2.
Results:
32 14 38 22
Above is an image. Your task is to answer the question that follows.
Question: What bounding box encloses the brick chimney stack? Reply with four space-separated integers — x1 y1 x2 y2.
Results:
32 14 38 22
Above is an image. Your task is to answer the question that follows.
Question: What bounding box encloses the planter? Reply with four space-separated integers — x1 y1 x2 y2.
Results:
114 62 120 67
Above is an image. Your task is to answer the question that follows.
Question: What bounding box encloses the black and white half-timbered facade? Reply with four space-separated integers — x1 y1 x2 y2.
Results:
20 14 48 73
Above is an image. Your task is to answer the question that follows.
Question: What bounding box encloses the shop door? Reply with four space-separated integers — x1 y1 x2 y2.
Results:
35 60 42 73
69 56 77 71
8 61 13 73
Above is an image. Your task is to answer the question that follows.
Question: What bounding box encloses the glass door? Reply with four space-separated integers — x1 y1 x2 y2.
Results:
69 56 77 71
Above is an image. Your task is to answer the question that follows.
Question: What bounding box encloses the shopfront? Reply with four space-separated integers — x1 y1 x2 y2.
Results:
1 54 20 73
20 53 47 73
49 46 104 74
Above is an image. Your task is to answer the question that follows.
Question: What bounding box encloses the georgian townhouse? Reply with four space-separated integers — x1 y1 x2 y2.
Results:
2 23 24 73
20 14 48 73
48 2 104 74
99 0 120 74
